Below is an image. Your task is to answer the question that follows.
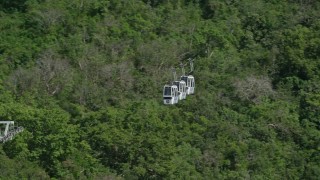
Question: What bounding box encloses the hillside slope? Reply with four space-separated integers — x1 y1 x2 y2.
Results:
0 0 319 179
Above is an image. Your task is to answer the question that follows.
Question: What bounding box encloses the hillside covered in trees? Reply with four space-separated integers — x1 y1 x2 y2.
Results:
0 0 319 179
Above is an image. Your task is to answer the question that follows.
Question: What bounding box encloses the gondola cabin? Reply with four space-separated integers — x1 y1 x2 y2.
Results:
163 85 179 105
180 75 195 95
173 81 187 100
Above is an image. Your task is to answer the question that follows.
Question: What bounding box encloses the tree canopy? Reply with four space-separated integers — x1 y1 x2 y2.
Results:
0 0 319 179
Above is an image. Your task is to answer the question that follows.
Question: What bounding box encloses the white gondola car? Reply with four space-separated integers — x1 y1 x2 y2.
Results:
163 85 179 105
173 81 187 100
181 75 195 95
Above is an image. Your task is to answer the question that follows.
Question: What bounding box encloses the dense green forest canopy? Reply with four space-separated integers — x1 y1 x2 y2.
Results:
0 0 319 179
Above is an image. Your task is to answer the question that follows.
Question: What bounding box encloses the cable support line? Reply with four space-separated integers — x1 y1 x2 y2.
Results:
180 63 185 76
0 121 24 143
0 127 24 143
172 67 177 82
169 58 194 76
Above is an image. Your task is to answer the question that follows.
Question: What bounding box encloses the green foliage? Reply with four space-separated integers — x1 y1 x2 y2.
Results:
0 145 49 179
0 0 319 179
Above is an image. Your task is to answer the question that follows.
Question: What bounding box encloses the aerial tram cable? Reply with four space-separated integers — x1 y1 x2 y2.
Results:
163 58 195 105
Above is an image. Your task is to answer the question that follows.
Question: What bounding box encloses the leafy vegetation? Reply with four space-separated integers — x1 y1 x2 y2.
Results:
0 0 319 179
